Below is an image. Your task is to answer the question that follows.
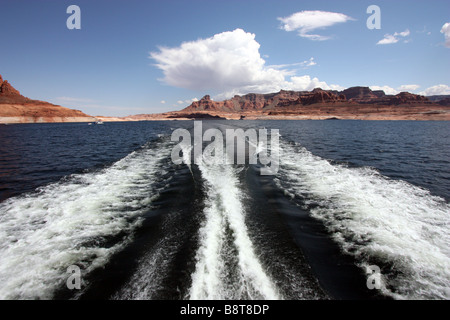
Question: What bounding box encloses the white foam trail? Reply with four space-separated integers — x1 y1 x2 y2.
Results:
189 159 280 300
0 141 172 299
276 141 450 300
112 236 177 300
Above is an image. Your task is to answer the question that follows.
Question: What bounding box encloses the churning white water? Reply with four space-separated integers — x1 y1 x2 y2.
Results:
276 141 450 300
0 141 172 299
112 234 178 300
189 158 281 300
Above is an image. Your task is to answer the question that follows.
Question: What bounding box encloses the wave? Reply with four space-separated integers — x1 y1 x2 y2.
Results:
0 139 172 299
188 158 280 300
112 234 179 300
275 141 450 299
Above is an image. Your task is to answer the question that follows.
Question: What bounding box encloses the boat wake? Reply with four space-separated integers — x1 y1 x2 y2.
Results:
0 129 448 300
0 139 172 299
275 140 450 300
188 158 280 300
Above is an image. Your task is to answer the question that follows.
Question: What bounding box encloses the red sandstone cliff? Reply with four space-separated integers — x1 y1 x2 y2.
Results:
183 87 433 112
0 75 95 123
172 87 449 120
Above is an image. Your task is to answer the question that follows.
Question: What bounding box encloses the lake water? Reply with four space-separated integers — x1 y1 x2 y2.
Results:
0 120 448 300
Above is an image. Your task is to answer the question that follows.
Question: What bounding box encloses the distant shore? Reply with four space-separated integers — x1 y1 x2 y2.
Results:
1 75 449 123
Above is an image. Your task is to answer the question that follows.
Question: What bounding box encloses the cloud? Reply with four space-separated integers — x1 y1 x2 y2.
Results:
417 26 431 36
177 98 199 105
441 22 450 48
398 84 420 92
301 57 317 68
369 84 450 96
370 85 399 95
370 84 421 95
269 57 317 72
394 29 410 37
186 98 198 103
160 100 166 104
151 29 281 92
377 35 398 45
377 29 410 45
278 10 354 41
150 29 342 99
420 84 450 96
289 76 344 91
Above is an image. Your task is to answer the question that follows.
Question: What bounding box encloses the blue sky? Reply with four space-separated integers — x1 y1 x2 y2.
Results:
0 0 449 116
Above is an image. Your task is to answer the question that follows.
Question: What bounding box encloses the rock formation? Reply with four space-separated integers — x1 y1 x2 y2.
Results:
0 74 96 123
298 88 347 105
1 73 448 122
341 86 383 101
0 80 21 96
172 86 449 120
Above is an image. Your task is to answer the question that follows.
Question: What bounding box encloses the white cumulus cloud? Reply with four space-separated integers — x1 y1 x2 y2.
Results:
150 29 342 99
370 85 399 95
371 84 450 96
183 98 199 104
420 84 450 96
150 29 283 92
394 29 410 37
288 76 344 91
398 84 420 92
377 29 410 45
278 10 354 41
377 35 398 45
441 22 450 48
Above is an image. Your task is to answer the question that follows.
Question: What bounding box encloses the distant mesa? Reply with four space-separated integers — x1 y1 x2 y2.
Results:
341 86 385 101
182 86 435 113
171 86 450 120
0 74 96 124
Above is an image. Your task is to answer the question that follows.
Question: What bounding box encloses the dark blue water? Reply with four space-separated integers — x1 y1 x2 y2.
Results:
0 122 174 202
0 120 448 300
1 121 448 203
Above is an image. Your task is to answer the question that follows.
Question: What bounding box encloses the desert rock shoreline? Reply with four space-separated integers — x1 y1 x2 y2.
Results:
1 74 449 123
0 74 96 124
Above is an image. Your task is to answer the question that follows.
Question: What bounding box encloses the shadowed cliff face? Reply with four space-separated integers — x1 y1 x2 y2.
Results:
0 74 95 123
